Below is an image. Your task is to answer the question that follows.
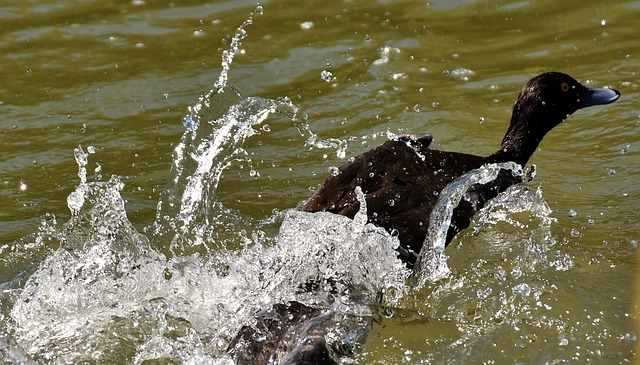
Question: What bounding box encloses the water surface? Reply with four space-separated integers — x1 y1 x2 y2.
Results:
1 0 638 363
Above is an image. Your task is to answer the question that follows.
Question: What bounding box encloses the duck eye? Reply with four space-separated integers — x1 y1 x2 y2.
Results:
561 82 569 92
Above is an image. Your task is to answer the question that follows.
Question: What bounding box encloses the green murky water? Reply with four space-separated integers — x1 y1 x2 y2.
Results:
1 0 638 363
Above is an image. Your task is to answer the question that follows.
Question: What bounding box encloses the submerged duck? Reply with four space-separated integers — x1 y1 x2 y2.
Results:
228 301 337 365
302 72 620 265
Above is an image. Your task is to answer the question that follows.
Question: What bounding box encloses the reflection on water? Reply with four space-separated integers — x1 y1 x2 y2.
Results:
1 0 638 364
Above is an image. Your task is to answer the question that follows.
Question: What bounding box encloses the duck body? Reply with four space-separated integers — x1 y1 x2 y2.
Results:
302 134 509 264
302 72 620 265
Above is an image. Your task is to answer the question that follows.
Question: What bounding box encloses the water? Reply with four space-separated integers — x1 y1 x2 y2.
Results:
1 0 638 364
4 19 413 363
412 161 528 287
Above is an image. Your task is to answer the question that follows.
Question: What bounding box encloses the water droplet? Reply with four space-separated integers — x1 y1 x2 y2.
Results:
477 287 492 300
300 21 314 30
450 68 475 81
600 19 607 26
570 229 580 238
432 101 440 108
559 338 569 346
606 168 616 176
19 181 27 191
364 34 371 42
513 283 531 296
67 190 85 213
511 267 522 279
567 209 577 218
328 166 340 176
183 115 197 131
620 331 637 345
621 143 630 154
494 266 506 281
254 5 264 14
95 163 103 181
388 199 395 207
320 70 333 82
478 117 484 123
87 145 97 154
26 69 32 74
249 169 260 178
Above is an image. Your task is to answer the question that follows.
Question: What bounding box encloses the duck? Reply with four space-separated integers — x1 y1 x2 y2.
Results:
228 72 620 364
302 72 620 266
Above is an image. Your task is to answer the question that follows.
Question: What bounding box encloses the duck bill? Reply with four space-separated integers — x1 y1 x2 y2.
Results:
581 86 620 108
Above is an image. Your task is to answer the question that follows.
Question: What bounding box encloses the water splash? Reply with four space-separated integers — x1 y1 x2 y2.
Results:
153 86 277 253
8 142 410 363
2 9 580 365
356 174 566 364
72 145 99 185
412 162 525 287
11 161 163 363
6 12 413 362
151 12 348 254
213 9 257 93
273 96 348 158
474 183 555 230
152 88 350 256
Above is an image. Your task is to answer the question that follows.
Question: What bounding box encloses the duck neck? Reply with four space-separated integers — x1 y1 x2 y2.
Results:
486 101 553 165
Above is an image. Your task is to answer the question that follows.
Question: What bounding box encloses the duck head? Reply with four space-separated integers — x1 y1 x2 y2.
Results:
493 72 620 165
